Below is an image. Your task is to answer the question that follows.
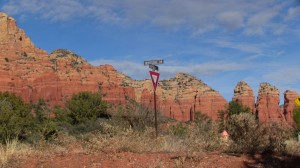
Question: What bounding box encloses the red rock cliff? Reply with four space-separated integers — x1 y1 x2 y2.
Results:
0 12 227 121
256 83 285 124
283 90 298 127
232 81 255 113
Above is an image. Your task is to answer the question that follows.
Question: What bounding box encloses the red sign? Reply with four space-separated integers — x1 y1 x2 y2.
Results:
149 71 160 91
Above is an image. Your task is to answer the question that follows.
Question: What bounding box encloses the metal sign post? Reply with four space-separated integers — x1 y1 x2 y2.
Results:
144 60 164 137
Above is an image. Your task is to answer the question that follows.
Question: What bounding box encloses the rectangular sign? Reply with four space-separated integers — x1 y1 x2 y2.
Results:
149 64 159 71
144 60 164 66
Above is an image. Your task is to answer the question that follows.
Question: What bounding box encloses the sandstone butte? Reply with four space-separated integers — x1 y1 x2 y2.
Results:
233 81 298 127
0 12 227 121
232 81 256 113
0 12 299 125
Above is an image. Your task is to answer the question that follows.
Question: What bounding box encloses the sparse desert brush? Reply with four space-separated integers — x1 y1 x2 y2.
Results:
225 112 293 154
226 113 262 153
285 139 300 155
0 139 32 167
259 123 292 153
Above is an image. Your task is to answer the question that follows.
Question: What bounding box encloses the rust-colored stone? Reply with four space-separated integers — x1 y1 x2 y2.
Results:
232 81 255 113
256 83 285 124
283 90 298 127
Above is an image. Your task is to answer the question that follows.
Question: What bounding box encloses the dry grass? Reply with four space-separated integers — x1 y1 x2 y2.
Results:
66 121 225 155
285 139 300 155
0 139 33 167
1 116 295 167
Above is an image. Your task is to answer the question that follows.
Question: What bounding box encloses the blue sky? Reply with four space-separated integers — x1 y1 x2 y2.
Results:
1 0 300 104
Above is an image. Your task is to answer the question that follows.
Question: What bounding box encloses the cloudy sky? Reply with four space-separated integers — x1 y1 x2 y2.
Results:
1 0 300 104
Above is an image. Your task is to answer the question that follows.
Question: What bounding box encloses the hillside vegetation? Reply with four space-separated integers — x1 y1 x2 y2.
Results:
0 91 299 167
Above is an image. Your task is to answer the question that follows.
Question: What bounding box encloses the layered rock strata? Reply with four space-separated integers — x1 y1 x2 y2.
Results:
256 83 285 124
283 90 298 127
0 12 227 121
232 81 255 113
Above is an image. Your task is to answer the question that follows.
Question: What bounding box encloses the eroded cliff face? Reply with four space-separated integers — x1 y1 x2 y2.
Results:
283 90 298 127
232 81 255 113
0 12 227 121
1 12 298 125
0 12 47 59
156 73 227 121
256 83 286 124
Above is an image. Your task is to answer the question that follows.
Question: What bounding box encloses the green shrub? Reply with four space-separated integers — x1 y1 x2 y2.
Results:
226 113 262 153
218 101 251 132
110 97 168 132
170 123 188 137
54 106 71 124
0 92 34 143
293 107 300 132
260 123 291 153
225 113 291 154
67 91 108 124
30 99 57 141
227 101 250 116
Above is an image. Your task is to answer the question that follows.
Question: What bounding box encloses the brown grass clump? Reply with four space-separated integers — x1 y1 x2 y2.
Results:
285 139 300 155
0 139 32 167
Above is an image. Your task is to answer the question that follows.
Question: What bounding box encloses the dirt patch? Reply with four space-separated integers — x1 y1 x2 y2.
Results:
9 152 300 168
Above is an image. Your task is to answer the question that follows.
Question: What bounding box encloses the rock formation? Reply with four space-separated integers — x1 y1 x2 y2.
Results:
156 73 227 121
232 81 255 113
0 12 227 121
256 83 285 124
283 90 298 127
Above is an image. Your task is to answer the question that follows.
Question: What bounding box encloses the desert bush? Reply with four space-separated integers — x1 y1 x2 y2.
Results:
0 92 34 143
227 101 250 116
226 113 263 153
285 139 300 155
30 99 57 141
66 91 108 124
225 113 292 154
260 123 291 153
293 107 300 132
53 106 71 124
218 101 251 132
170 123 188 137
110 97 169 132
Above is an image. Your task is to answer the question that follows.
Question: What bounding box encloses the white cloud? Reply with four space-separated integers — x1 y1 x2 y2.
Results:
285 6 300 21
206 39 265 54
90 59 247 80
264 67 300 85
1 0 295 35
244 6 281 35
217 11 245 30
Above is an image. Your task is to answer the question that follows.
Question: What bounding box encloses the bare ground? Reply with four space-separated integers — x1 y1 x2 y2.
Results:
8 151 300 168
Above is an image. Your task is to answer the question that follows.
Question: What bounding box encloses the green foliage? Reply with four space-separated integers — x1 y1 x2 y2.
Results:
67 91 108 124
30 99 57 141
226 113 262 153
227 101 250 117
218 101 251 133
170 123 188 137
225 113 291 154
54 106 71 124
0 92 34 143
260 123 290 153
293 107 300 132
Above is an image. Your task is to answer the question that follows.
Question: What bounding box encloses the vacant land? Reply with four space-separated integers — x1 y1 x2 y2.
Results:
7 151 300 168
